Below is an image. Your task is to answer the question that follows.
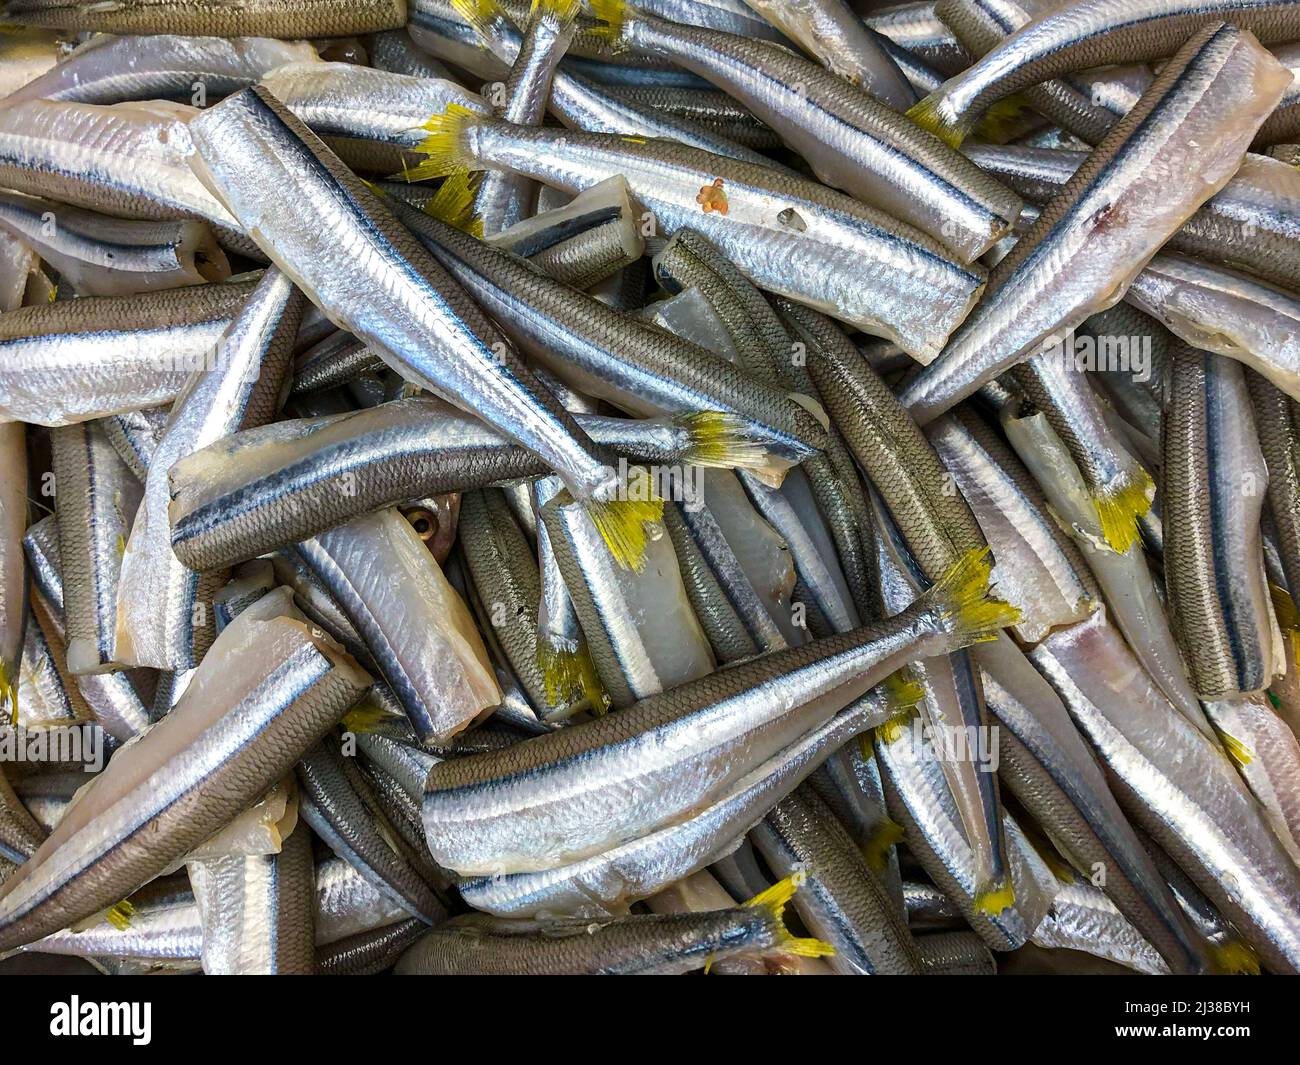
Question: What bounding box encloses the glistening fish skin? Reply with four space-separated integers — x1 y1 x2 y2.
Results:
114 268 303 672
0 190 230 296
0 593 371 952
899 23 1290 424
190 88 642 547
410 112 985 362
909 0 1300 146
0 277 257 427
1247 373 1300 599
1162 344 1284 699
752 784 924 975
458 698 893 918
595 0 1020 263
395 879 825 974
422 548 1016 876
1 0 408 38
0 422 25 720
2 33 319 106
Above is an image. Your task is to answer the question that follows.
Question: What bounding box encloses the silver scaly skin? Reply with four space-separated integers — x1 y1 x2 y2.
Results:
0 98 256 256
1126 252 1300 401
0 277 257 427
967 145 1300 292
0 590 371 952
1030 879 1171 975
187 822 316 975
899 23 1291 424
0 422 25 722
1162 344 1286 699
752 784 924 975
50 419 142 675
190 87 658 567
0 0 407 38
2 33 319 106
908 0 1300 146
314 853 411 945
593 0 1021 263
22 517 153 743
741 0 917 109
408 112 985 362
114 268 304 672
0 190 230 296
421 547 1016 876
466 0 581 236
458 697 894 918
258 61 490 175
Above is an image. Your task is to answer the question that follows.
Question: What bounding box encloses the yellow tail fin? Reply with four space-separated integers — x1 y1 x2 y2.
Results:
1094 467 1154 554
906 91 969 149
862 819 906 873
585 465 664 572
532 0 583 24
587 0 629 40
537 639 610 716
105 900 137 931
410 103 486 181
974 879 1015 916
743 873 836 959
927 546 1021 645
451 0 501 37
678 411 770 471
1208 938 1261 976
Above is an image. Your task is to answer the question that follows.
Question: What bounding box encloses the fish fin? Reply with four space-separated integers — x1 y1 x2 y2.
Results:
451 0 501 38
1208 939 1261 976
972 94 1035 144
587 0 630 41
743 874 836 959
341 699 401 735
856 733 874 761
532 0 582 25
883 668 925 712
0 662 15 727
411 103 484 181
927 546 1021 645
1093 467 1154 554
861 819 905 872
105 900 137 931
537 640 609 715
1268 583 1300 668
1216 728 1254 768
905 91 968 149
677 411 770 470
426 171 484 237
584 467 664 571
974 879 1015 916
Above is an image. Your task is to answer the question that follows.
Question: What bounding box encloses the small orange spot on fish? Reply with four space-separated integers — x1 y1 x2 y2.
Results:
697 178 728 215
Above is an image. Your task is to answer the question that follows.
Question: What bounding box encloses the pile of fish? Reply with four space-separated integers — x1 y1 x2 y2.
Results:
0 0 1298 977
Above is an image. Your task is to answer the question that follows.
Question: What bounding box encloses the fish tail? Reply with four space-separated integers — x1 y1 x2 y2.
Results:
451 0 501 38
972 93 1035 144
533 0 583 26
1215 727 1254 768
0 662 15 727
1208 938 1261 975
883 667 926 712
743 874 835 959
926 546 1021 646
974 879 1016 916
341 698 402 735
861 819 905 873
411 103 484 181
426 171 484 237
587 0 630 41
1093 466 1154 554
105 899 137 930
584 471 664 572
537 639 609 715
906 91 970 149
677 411 770 470
1268 583 1300 668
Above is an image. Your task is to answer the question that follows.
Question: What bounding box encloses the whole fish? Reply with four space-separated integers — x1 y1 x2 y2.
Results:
395 875 831 974
0 590 371 951
908 0 1300 147
114 268 303 671
408 108 985 361
590 0 1021 263
422 546 1016 875
190 86 661 571
1162 343 1285 698
2 0 407 38
898 23 1291 424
